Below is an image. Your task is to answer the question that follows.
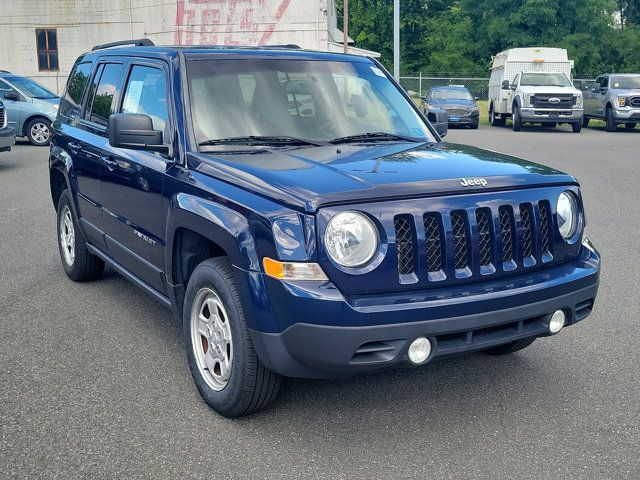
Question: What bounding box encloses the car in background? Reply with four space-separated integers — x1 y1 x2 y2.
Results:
582 74 640 131
0 72 60 146
422 85 479 129
0 99 16 153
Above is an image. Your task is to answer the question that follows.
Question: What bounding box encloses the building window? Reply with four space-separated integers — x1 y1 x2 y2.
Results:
36 29 58 71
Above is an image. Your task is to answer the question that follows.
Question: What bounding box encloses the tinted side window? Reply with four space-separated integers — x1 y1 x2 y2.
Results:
59 61 93 125
601 77 608 88
86 63 124 128
0 79 14 99
121 65 169 134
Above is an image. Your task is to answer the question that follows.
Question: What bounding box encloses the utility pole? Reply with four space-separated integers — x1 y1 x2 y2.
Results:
343 0 349 54
393 0 399 79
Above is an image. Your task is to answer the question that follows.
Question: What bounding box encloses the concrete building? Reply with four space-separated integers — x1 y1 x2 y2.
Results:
0 0 378 94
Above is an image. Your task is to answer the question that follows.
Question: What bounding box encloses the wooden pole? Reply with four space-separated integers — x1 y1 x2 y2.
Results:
343 0 349 54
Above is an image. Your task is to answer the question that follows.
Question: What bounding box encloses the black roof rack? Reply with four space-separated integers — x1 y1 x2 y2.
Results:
92 39 155 51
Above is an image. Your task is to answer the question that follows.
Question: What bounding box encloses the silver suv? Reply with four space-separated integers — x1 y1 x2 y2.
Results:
583 74 640 131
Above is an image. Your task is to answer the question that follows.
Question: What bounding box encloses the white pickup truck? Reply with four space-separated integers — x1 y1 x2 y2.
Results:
488 48 584 133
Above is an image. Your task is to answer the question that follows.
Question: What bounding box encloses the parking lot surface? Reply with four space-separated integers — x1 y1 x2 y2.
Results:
1 126 639 479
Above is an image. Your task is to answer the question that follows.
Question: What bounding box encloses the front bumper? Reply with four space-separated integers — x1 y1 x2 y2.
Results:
0 126 16 152
447 112 479 126
520 108 583 123
249 240 600 378
612 108 640 121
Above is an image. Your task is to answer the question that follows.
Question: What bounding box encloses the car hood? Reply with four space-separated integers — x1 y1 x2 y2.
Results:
190 142 576 212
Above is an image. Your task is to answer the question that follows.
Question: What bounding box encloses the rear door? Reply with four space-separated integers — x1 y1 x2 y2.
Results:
99 60 172 294
72 61 126 242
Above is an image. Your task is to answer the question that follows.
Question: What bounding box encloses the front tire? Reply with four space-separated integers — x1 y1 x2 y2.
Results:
582 117 590 128
26 118 52 146
482 337 536 355
625 123 637 130
605 107 617 132
56 190 104 281
572 122 582 133
512 106 522 131
183 258 281 418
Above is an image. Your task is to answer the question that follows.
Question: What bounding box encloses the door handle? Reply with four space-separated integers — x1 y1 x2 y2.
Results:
67 141 81 152
101 155 118 171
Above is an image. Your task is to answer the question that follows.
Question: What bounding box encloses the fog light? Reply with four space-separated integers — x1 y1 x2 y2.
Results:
549 310 566 334
408 337 432 364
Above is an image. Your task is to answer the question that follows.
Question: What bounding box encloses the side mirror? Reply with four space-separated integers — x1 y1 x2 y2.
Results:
108 113 170 155
474 97 480 101
3 91 20 101
501 80 511 90
427 108 448 138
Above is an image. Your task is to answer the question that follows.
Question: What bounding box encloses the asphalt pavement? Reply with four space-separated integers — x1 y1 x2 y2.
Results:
1 125 639 479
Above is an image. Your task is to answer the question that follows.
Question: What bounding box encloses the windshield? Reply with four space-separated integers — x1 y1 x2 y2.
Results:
610 75 640 89
520 72 572 87
430 88 473 100
6 76 57 99
186 58 435 148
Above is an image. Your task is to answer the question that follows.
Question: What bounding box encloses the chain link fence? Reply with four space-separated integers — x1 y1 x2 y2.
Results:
399 74 596 100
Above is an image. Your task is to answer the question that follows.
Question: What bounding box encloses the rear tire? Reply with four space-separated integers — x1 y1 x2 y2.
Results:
572 122 582 133
483 337 536 355
625 123 637 130
512 106 522 131
605 107 617 132
56 190 104 282
490 106 505 127
183 257 281 418
582 117 590 128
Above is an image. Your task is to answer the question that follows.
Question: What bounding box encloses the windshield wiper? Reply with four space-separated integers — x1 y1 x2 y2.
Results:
199 135 328 147
329 132 424 144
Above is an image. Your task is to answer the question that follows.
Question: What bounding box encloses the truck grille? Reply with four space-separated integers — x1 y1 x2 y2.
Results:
629 96 640 108
532 94 575 109
391 200 554 280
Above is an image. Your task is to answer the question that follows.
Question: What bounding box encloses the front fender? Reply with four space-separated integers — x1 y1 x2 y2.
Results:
165 193 261 281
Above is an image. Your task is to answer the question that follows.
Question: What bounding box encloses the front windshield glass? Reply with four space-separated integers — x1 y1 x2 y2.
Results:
186 58 435 147
7 76 57 99
611 75 640 89
520 72 572 87
430 88 473 100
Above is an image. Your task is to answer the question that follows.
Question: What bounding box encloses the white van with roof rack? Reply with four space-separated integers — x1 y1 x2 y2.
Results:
488 47 584 133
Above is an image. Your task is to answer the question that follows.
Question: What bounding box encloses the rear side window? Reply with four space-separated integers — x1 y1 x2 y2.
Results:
121 65 169 134
59 61 93 125
85 63 124 128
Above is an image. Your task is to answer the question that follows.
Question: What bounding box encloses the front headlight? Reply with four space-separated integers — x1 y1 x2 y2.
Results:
575 95 583 108
523 94 534 107
617 96 627 108
557 191 579 240
324 211 378 268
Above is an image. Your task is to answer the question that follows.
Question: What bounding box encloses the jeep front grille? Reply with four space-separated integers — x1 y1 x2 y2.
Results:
0 108 5 129
423 213 444 272
390 200 556 281
394 215 415 275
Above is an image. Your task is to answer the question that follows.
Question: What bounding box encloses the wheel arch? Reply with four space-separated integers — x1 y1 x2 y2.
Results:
22 114 52 137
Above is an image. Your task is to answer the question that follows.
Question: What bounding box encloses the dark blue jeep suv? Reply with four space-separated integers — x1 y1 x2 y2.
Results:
50 40 600 417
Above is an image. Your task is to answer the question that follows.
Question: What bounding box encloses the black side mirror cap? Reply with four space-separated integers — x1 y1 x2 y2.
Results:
501 80 511 90
427 108 448 138
108 113 171 157
3 91 20 101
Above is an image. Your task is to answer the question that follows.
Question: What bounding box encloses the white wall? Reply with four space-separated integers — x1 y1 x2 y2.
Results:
0 0 334 94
